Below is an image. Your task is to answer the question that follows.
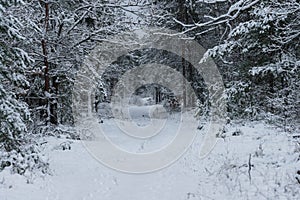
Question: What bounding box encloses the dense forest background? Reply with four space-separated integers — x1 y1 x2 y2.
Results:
0 0 299 176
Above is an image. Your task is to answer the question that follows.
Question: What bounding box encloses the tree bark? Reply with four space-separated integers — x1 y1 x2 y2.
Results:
40 1 56 124
179 0 188 108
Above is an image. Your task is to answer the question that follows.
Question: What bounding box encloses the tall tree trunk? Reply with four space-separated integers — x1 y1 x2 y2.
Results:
179 0 188 108
50 76 58 124
40 0 55 125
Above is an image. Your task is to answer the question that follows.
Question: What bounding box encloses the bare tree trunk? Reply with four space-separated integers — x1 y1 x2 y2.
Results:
179 0 188 108
50 76 58 124
41 39 49 93
40 0 55 125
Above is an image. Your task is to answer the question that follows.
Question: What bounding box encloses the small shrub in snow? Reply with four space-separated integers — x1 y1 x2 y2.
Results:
232 129 243 136
33 125 80 140
254 144 264 157
0 144 49 176
216 126 227 139
53 141 72 151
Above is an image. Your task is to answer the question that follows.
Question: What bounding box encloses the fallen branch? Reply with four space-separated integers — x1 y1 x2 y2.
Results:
248 154 253 183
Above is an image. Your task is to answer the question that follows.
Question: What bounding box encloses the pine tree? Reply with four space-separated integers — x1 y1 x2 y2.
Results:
0 0 31 152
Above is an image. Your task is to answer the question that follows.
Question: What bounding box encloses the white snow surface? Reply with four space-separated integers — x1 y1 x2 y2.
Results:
0 105 299 200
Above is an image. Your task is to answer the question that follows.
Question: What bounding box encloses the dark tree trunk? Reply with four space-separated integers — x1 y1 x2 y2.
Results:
179 0 188 108
40 1 58 125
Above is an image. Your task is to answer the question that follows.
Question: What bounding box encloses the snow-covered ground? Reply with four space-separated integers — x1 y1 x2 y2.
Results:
0 105 299 200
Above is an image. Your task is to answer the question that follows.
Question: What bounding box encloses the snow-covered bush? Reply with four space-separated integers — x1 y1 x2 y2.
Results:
0 144 49 176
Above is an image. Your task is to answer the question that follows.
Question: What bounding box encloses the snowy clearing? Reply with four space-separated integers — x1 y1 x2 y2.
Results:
0 106 299 200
